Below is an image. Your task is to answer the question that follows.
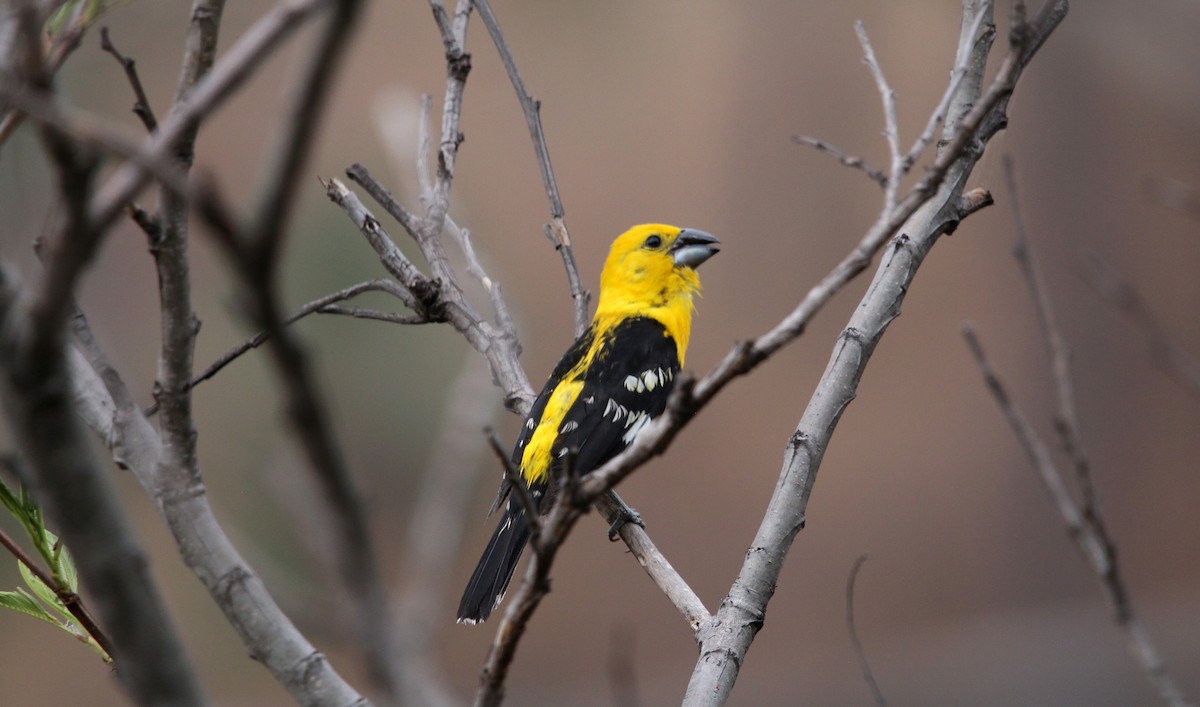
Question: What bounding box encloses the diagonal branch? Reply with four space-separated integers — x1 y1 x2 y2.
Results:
975 156 1192 706
963 326 1191 707
791 135 888 188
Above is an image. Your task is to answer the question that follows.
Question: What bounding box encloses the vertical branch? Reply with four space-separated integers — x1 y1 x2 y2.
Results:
855 21 901 212
152 0 226 532
473 0 590 334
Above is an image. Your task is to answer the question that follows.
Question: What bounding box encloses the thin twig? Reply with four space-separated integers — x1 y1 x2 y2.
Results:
473 0 590 334
153 278 421 416
422 0 471 276
846 555 886 707
328 172 534 413
1003 157 1095 507
85 0 330 240
901 10 991 175
791 135 888 188
989 156 1191 706
485 429 542 550
315 304 427 324
99 27 158 132
855 20 902 211
595 491 711 630
0 521 115 662
963 325 1191 707
409 94 521 343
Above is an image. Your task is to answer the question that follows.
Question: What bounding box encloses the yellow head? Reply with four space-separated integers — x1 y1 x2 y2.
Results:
594 224 720 364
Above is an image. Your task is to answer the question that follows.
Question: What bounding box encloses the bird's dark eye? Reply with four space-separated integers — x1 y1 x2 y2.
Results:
644 235 663 249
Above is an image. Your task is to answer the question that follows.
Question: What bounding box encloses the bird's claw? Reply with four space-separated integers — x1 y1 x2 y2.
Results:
607 507 644 541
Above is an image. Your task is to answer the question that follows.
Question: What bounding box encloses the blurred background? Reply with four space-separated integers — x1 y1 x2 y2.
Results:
1 1 1198 705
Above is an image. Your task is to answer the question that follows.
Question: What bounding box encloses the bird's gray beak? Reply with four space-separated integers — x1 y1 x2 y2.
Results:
670 229 720 268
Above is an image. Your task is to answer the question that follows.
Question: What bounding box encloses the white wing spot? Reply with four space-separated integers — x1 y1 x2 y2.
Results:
604 399 617 416
642 369 659 391
584 395 595 405
623 412 652 443
557 447 570 458
560 420 579 433
525 418 535 430
624 375 640 392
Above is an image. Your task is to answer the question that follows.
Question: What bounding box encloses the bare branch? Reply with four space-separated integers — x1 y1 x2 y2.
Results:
595 491 711 630
474 476 589 707
846 555 886 707
469 3 1060 693
169 278 420 412
677 4 1066 703
901 10 991 174
328 171 535 413
422 0 471 268
63 335 369 705
86 0 330 239
791 134 888 188
855 20 901 210
963 325 1191 707
99 27 158 132
1002 157 1094 506
978 156 1192 706
473 0 590 334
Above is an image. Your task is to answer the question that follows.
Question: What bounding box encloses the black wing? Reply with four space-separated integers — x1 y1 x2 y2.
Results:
551 316 680 476
487 326 597 516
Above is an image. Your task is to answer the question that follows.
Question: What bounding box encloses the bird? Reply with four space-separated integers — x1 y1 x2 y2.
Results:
456 223 720 624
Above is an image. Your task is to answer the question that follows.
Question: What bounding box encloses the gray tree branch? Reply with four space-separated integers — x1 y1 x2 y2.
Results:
680 3 1067 703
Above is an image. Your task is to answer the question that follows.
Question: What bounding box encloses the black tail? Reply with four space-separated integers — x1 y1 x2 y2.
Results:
456 500 533 624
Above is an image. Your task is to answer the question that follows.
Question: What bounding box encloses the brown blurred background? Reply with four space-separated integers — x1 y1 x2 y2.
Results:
1 1 1198 705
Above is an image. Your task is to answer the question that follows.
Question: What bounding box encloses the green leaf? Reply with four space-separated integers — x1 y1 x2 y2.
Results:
18 560 74 621
57 544 79 594
0 589 59 627
0 477 19 517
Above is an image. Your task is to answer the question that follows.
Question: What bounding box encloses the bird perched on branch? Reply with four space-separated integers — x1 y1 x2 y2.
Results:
457 224 719 624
